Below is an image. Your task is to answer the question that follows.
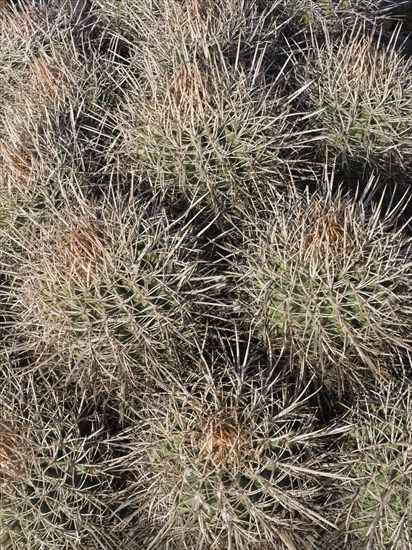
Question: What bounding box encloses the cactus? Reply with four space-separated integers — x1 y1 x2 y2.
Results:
116 0 305 219
343 383 412 549
238 188 411 394
0 51 112 206
0 392 119 549
288 0 349 28
7 201 198 391
298 28 412 179
124 368 347 549
0 3 123 220
1 1 412 548
0 9 51 221
121 56 298 218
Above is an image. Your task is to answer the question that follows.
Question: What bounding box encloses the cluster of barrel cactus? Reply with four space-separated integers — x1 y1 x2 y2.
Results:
0 0 411 549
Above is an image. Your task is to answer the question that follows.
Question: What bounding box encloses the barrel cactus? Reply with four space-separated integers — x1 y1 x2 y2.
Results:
118 53 296 218
115 0 304 218
113 0 307 218
0 394 118 549
0 3 122 217
298 29 412 179
7 201 197 390
342 382 412 549
123 369 346 549
238 188 411 394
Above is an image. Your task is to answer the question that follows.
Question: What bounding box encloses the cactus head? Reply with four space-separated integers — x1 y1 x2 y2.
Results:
8 201 197 394
344 383 412 549
300 30 412 179
130 369 345 549
119 49 293 219
241 189 411 394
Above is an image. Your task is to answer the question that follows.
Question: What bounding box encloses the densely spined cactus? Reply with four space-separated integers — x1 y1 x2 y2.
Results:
119 366 347 550
298 26 412 180
0 49 80 256
0 7 51 236
112 0 310 219
0 388 119 549
0 1 123 219
0 6 42 105
6 200 199 391
101 0 284 64
237 187 411 394
117 53 300 218
341 382 412 550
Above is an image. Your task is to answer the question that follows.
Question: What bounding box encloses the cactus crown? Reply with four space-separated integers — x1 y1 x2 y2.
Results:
240 188 411 393
0 426 25 483
131 368 346 549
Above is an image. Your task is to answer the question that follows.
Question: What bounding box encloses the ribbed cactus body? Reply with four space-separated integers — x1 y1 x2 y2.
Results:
261 256 376 355
8 205 194 386
240 190 411 392
344 384 412 549
119 53 292 217
130 373 344 549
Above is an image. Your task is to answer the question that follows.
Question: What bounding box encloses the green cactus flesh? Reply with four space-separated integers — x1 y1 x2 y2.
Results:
139 121 255 195
261 257 373 357
152 426 301 526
